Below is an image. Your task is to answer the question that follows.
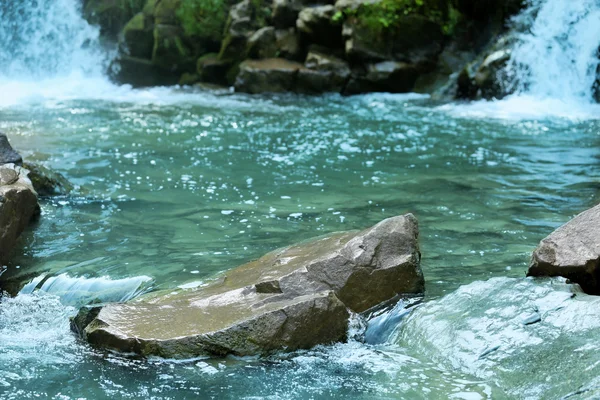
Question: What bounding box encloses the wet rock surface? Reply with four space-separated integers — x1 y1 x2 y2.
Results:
528 203 600 294
0 164 39 264
23 162 73 197
73 214 423 358
397 277 600 399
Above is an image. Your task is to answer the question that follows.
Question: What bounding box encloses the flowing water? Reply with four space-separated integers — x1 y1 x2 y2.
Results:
1 0 600 398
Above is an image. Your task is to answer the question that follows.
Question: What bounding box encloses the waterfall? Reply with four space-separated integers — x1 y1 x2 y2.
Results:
506 0 600 102
0 0 108 80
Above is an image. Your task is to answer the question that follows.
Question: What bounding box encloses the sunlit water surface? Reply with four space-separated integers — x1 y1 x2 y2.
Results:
1 86 599 399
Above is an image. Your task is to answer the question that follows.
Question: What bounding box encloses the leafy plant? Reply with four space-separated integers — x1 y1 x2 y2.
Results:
176 0 229 41
337 0 461 37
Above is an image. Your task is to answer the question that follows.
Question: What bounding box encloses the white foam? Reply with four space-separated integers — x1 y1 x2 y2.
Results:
438 95 600 121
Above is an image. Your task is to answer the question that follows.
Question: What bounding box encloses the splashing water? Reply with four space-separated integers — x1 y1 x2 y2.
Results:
506 0 600 102
0 0 107 79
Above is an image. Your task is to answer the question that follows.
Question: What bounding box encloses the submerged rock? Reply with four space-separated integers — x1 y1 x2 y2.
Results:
397 277 600 398
73 214 423 358
0 164 39 263
528 203 600 295
22 162 73 197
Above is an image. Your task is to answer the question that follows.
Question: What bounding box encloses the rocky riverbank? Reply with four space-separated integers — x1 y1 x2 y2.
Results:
82 0 531 97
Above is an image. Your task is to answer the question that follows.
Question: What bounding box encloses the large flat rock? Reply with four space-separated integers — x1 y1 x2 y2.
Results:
73 214 423 358
528 203 600 294
0 164 39 263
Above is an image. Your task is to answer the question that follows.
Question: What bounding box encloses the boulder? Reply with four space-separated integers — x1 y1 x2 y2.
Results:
528 203 600 295
304 50 350 77
343 15 444 65
151 24 195 72
272 0 304 29
397 277 600 398
275 28 302 61
72 214 423 358
247 27 278 59
218 0 270 61
473 48 512 99
119 12 155 59
234 58 306 93
344 61 419 95
197 54 233 85
0 164 39 264
22 162 73 197
110 55 180 87
297 50 351 93
83 0 146 38
0 133 22 166
297 5 343 49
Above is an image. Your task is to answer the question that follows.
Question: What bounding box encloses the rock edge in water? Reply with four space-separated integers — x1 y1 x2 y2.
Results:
0 163 39 264
72 214 423 358
528 203 600 294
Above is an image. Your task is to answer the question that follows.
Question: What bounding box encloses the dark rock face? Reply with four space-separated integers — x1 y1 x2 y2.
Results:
272 0 306 29
235 58 306 93
247 27 278 59
0 134 23 166
72 214 423 358
528 204 600 295
345 61 419 95
343 15 444 66
297 5 343 49
83 0 146 39
0 164 39 264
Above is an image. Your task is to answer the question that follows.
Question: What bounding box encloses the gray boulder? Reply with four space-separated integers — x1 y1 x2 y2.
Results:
275 28 302 61
344 61 419 95
235 58 306 93
297 50 351 93
0 164 39 264
72 214 423 358
272 0 305 29
247 27 278 59
0 133 23 166
528 203 600 294
297 5 342 49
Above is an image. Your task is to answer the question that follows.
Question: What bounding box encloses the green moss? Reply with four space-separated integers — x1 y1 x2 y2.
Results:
176 0 229 41
250 0 272 28
341 0 461 37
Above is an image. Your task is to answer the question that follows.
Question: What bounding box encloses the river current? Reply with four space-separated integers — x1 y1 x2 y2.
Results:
1 0 600 398
1 85 599 398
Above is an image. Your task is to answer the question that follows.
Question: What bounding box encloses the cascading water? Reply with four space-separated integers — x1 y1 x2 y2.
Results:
0 0 108 79
505 0 600 102
0 0 120 107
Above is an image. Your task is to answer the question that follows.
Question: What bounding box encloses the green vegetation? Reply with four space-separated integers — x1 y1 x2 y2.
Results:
176 0 228 40
337 0 461 36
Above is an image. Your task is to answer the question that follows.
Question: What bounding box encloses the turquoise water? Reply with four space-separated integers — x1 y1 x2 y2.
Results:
1 87 600 398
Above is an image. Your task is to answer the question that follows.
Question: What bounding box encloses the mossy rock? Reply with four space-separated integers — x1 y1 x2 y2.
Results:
23 162 73 197
120 12 155 59
83 0 147 38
